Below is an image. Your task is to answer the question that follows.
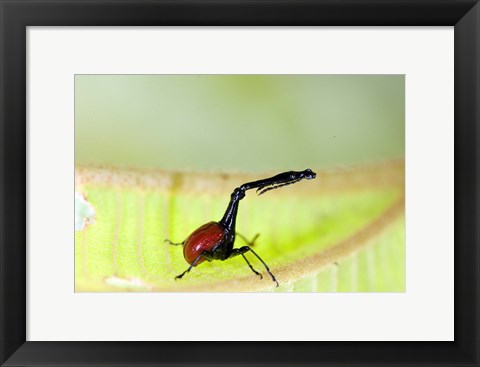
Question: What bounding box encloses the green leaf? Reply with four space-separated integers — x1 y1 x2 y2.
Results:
75 160 405 292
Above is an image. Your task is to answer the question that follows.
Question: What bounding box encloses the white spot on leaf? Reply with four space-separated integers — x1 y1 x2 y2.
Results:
75 192 96 231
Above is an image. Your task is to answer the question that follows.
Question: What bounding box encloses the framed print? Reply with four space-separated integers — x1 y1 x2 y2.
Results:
1 1 479 366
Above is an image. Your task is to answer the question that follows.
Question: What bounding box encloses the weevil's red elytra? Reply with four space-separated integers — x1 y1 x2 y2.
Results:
183 222 224 265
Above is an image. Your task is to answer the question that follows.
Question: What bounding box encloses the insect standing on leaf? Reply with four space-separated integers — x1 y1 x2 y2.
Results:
165 169 317 287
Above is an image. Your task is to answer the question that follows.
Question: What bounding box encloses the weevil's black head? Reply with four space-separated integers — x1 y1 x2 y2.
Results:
302 169 316 180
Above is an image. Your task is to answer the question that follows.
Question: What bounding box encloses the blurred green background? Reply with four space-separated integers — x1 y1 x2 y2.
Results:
75 75 404 170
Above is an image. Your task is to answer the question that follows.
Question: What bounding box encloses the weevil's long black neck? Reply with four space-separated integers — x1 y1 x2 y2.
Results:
219 187 245 233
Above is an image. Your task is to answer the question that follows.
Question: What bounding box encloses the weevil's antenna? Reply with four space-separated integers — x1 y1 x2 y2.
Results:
256 178 303 195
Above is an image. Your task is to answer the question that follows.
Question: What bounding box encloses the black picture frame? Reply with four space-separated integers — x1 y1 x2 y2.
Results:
1 1 479 366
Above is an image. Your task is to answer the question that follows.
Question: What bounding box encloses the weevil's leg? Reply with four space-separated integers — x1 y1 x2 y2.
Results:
164 239 184 246
175 250 212 280
242 253 262 279
229 246 278 286
229 248 262 279
247 247 278 286
235 232 260 247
